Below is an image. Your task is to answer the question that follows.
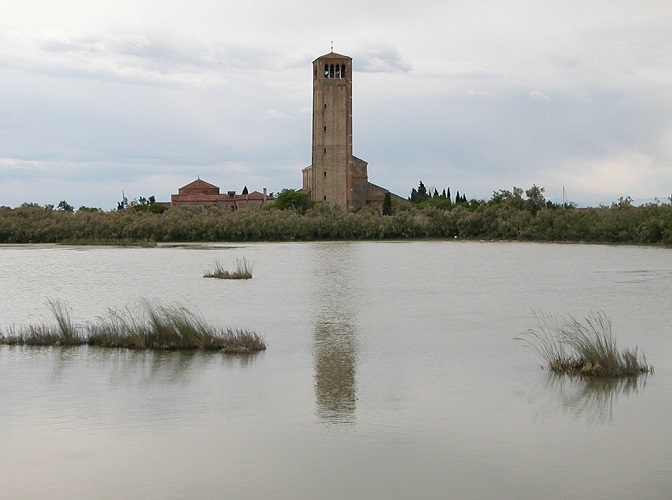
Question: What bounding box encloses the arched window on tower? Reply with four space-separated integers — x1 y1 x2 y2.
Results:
335 65 340 78
341 64 346 78
329 64 334 78
324 64 329 78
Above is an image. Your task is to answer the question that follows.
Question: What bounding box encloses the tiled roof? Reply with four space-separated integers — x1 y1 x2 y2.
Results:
179 178 220 191
314 52 351 62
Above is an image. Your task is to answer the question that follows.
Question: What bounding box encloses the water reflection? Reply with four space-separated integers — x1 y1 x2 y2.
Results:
23 344 261 386
311 244 360 425
537 374 648 425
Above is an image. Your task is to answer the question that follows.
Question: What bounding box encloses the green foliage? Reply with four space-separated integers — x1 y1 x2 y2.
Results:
131 195 166 213
57 200 74 213
382 192 393 215
204 257 253 279
525 185 546 214
517 310 651 377
2 299 266 353
269 188 314 213
78 206 102 213
412 181 456 207
2 190 672 244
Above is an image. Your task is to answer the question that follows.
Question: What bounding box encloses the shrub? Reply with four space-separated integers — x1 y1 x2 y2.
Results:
517 310 652 377
204 257 253 279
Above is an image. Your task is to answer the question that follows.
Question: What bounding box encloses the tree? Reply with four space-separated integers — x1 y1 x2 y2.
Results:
270 188 313 213
410 188 418 202
417 181 428 198
525 185 546 214
57 200 74 213
490 187 525 208
382 192 392 215
132 195 164 213
242 186 249 195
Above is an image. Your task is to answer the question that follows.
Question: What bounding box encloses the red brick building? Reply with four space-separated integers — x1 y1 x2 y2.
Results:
170 179 273 210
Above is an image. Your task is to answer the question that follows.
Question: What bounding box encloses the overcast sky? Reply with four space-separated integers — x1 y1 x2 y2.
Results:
1 0 671 209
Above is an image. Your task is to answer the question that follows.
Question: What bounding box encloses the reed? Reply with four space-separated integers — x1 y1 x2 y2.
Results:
1 300 266 353
204 257 253 279
0 300 85 346
517 310 651 377
88 300 266 352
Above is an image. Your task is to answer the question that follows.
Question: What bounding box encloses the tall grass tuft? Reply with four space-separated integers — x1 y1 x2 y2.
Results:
517 310 651 377
1 300 266 353
88 300 266 352
1 299 85 346
204 257 253 279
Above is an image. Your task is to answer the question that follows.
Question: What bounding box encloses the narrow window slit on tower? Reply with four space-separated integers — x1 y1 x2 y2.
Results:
324 171 327 177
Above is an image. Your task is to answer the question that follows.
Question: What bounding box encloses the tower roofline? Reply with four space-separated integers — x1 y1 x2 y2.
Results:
313 52 351 63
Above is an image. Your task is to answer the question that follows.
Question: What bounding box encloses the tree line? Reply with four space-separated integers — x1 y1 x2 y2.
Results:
1 184 671 245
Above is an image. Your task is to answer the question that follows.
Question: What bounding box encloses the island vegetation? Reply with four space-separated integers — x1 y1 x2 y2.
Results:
517 310 652 377
0 299 266 353
204 257 253 279
1 184 671 245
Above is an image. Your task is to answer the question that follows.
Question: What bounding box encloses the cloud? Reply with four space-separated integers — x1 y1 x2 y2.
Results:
354 44 412 73
530 91 552 102
0 29 290 89
463 90 492 101
543 149 672 205
264 108 289 120
1 0 671 209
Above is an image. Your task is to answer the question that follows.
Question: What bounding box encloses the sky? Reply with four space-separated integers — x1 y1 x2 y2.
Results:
1 0 671 209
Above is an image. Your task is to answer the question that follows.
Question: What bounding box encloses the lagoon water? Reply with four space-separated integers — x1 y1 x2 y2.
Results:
1 241 671 499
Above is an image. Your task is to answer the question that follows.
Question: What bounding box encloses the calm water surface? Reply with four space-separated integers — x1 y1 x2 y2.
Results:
1 241 671 499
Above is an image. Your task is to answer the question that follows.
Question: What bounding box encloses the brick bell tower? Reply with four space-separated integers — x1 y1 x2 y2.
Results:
310 52 354 210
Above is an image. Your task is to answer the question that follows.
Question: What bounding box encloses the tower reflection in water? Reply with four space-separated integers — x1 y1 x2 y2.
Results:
311 243 360 425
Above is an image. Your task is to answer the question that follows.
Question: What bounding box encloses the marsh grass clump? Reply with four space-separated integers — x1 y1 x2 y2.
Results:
517 310 651 377
1 300 266 354
1 299 85 346
204 257 253 279
88 300 266 352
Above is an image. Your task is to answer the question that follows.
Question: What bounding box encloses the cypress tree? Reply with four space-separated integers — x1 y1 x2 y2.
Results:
382 192 392 215
418 181 428 198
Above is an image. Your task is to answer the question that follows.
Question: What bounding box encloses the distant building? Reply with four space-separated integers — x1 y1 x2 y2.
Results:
170 178 273 210
302 51 403 211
